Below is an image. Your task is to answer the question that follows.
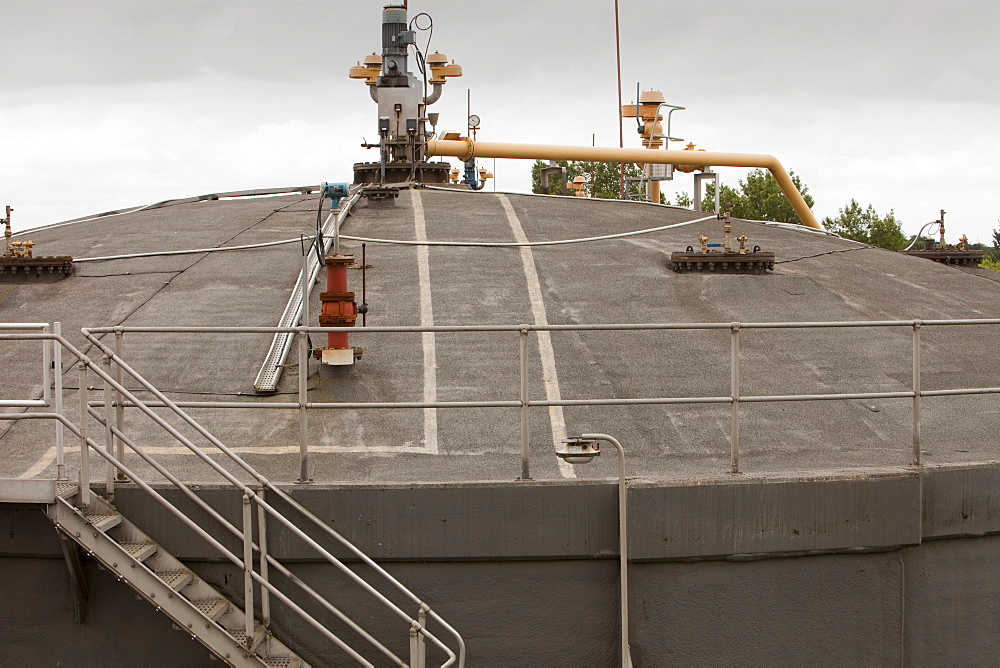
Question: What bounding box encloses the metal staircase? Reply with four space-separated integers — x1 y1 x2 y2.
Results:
0 324 465 667
49 484 305 667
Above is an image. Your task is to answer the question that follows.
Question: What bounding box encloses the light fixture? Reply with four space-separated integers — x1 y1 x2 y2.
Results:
556 437 601 465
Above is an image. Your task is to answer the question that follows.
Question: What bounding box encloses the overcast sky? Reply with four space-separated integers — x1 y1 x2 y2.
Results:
2 0 999 242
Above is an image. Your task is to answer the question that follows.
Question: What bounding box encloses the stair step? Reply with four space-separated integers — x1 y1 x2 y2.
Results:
86 513 122 532
119 542 157 562
263 658 302 668
230 625 265 652
191 598 229 622
156 569 194 591
56 482 78 499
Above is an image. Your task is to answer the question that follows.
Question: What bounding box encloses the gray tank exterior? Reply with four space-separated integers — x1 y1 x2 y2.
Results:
3 462 1000 665
3 187 1000 664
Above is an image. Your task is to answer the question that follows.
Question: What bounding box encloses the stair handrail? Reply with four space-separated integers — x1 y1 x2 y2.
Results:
81 404 406 666
4 333 404 666
4 330 462 667
82 326 466 667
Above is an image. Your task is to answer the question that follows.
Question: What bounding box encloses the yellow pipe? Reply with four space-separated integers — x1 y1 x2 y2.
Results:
428 139 820 229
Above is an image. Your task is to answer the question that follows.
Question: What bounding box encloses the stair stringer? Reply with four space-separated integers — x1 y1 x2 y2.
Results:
48 491 308 668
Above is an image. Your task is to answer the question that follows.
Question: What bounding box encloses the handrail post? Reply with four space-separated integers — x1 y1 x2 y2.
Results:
42 323 51 405
257 488 271 628
297 326 310 483
54 322 66 480
298 245 312 484
242 493 255 647
415 603 428 668
114 329 126 479
77 362 90 507
409 620 425 668
519 327 530 480
102 353 116 497
730 322 741 474
912 321 922 466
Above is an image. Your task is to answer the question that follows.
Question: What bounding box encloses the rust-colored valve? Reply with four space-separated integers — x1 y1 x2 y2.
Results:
316 255 359 366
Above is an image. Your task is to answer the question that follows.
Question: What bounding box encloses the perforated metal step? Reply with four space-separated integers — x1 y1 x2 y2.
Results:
191 598 229 622
156 569 194 591
119 542 157 562
85 513 121 532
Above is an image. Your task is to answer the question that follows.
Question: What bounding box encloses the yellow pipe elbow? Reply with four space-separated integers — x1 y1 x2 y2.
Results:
427 139 819 229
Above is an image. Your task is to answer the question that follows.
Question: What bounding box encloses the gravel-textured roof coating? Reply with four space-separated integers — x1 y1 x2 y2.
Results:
2 187 998 485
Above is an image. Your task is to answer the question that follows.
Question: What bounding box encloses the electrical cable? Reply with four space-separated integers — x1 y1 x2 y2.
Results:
339 215 717 247
775 246 873 264
903 221 942 251
408 11 434 182
74 236 310 263
11 187 320 238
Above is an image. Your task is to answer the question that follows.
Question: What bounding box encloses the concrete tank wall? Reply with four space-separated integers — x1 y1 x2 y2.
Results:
3 463 1000 665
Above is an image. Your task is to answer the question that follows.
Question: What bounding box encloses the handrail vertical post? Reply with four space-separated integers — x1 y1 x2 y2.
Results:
912 321 922 466
54 322 66 480
297 326 310 483
42 323 51 405
77 362 90 506
730 323 741 474
298 246 312 484
519 327 530 480
409 621 425 668
102 353 116 496
257 488 271 628
242 493 255 647
416 603 428 667
114 329 126 477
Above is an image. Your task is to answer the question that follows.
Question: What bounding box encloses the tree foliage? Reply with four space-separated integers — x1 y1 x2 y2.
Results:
531 159 656 200
821 199 908 251
673 192 693 207
990 228 1000 261
700 169 815 225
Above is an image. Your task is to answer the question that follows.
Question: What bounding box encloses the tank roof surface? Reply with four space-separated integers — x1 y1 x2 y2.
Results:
3 187 1000 485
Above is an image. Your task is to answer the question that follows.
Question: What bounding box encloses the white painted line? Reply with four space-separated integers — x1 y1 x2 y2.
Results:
412 190 439 454
18 445 55 479
498 194 576 479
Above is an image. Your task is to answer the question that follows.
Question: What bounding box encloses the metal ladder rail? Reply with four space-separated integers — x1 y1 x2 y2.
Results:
82 329 465 666
82 405 407 667
50 494 281 667
47 497 266 666
254 188 363 393
61 426 374 667
4 412 323 665
5 333 405 667
79 344 455 666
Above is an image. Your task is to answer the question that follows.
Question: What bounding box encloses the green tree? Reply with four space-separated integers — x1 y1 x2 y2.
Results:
674 192 693 207
700 168 814 224
822 199 908 251
531 160 651 200
989 227 1000 261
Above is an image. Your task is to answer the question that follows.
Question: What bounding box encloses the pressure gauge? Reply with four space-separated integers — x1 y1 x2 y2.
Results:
468 114 481 129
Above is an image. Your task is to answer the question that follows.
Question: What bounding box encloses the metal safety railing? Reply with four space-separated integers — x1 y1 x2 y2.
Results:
78 318 1000 479
0 327 465 668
